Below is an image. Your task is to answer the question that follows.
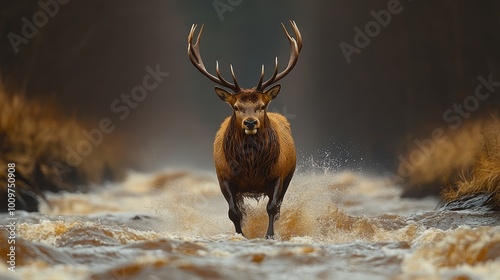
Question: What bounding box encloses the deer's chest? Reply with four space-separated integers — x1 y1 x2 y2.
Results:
223 135 279 190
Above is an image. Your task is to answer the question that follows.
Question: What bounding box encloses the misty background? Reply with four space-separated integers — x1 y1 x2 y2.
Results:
1 0 499 173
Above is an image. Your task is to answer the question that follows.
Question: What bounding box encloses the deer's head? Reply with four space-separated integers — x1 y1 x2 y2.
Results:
188 21 302 135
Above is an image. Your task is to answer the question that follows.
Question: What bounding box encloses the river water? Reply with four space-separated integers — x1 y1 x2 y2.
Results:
1 165 500 280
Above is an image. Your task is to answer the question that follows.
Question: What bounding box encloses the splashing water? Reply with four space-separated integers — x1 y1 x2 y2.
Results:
1 163 500 280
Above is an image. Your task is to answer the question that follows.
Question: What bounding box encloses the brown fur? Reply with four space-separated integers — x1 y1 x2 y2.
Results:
213 94 296 238
214 112 296 192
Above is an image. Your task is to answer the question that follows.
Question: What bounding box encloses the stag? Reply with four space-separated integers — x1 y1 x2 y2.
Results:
188 21 302 239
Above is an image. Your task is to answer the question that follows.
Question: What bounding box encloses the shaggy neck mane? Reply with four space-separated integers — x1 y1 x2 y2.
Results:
223 113 280 181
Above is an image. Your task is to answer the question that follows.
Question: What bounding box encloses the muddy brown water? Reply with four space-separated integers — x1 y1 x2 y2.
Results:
1 168 500 280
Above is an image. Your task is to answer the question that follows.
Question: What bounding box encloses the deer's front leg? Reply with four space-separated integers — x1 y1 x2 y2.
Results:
265 178 283 239
220 180 244 236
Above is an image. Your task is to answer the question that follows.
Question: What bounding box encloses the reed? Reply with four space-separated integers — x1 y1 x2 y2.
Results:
399 120 485 197
443 119 500 207
0 85 127 212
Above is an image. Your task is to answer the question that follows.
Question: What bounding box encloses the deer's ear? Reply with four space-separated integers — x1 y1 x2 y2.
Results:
215 87 235 105
263 84 281 103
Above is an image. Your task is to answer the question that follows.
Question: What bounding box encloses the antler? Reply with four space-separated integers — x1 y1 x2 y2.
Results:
256 20 302 91
188 24 241 93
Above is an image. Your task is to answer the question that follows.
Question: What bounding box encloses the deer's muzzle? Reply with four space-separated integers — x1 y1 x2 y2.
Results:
243 118 259 135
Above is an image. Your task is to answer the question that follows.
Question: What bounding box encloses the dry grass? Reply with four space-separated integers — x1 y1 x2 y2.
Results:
443 119 500 206
399 115 500 208
399 120 485 197
0 85 127 211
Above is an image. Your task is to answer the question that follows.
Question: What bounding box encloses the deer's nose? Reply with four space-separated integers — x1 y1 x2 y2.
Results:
243 119 257 130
